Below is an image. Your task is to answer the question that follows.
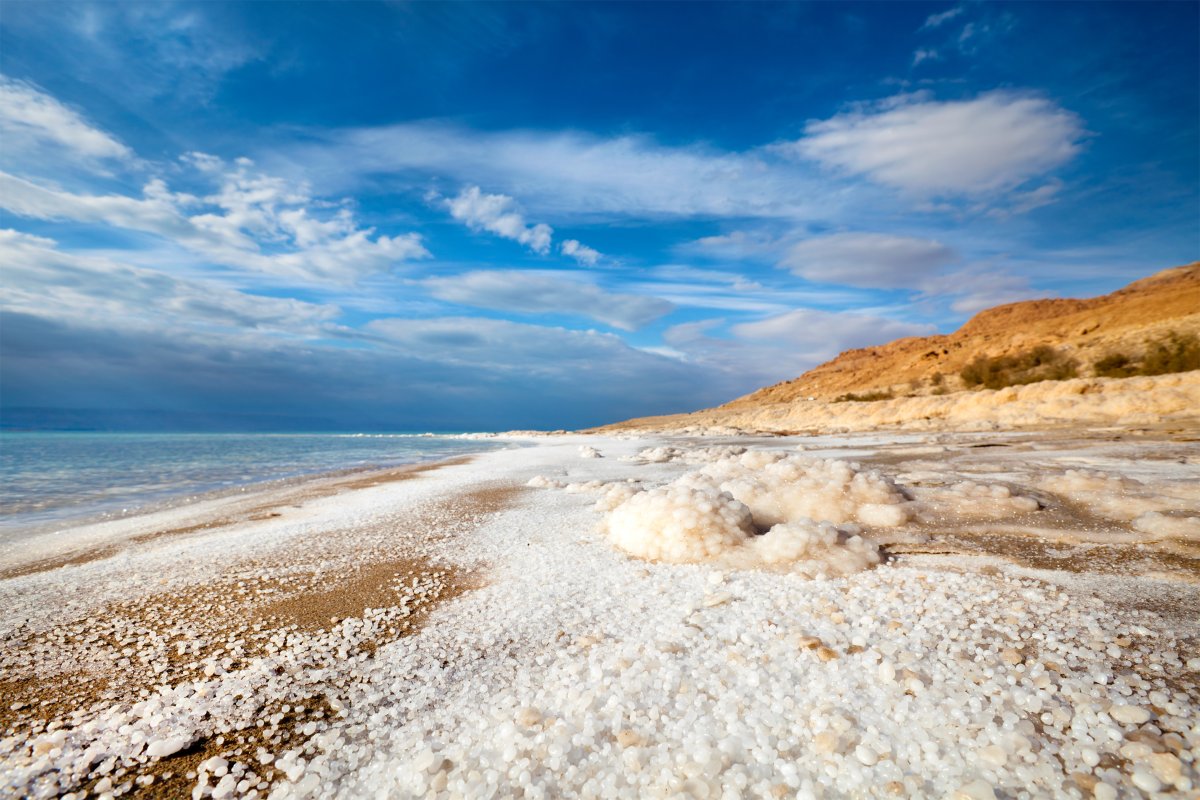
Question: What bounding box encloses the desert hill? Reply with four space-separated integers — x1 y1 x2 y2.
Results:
728 263 1200 407
601 263 1200 434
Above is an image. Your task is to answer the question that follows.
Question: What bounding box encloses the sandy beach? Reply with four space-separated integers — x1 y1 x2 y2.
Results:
2 429 1198 799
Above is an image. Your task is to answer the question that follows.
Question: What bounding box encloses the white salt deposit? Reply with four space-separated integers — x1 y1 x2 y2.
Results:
2 432 1198 800
604 484 754 562
1131 511 1200 539
688 452 912 529
916 481 1041 520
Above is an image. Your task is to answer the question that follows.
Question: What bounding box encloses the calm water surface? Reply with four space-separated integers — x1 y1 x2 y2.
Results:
0 432 505 534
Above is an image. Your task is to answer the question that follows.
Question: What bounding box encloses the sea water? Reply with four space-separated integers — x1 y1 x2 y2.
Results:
0 432 506 536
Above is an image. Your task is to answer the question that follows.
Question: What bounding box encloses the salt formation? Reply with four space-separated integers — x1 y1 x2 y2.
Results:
689 452 912 529
605 485 755 562
1040 469 1200 530
4 433 1199 800
746 520 881 575
917 481 1041 520
526 475 566 489
578 446 603 459
1132 511 1200 539
595 453 900 573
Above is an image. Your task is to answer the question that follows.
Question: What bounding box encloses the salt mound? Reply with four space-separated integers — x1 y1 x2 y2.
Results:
526 475 566 489
620 446 684 463
1131 511 1200 539
748 520 882 576
918 481 1041 519
594 482 645 512
578 446 603 459
605 485 754 562
693 454 911 529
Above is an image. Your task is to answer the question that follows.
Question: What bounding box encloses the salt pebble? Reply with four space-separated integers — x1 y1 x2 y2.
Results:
1110 704 1151 724
145 737 190 758
953 779 996 799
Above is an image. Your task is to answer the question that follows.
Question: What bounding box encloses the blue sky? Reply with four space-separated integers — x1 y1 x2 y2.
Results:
1 1 1196 431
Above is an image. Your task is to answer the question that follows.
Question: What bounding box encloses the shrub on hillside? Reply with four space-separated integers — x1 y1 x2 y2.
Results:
960 345 1079 390
833 389 894 403
1092 331 1200 378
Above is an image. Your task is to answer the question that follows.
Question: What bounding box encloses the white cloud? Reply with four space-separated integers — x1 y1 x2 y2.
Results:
912 49 939 66
918 268 1042 315
0 159 429 284
274 123 831 221
0 74 132 166
987 178 1064 218
445 186 553 254
423 270 673 331
921 7 963 30
561 239 602 266
0 229 338 336
368 316 638 371
661 309 935 390
780 232 958 288
732 308 932 350
790 91 1085 197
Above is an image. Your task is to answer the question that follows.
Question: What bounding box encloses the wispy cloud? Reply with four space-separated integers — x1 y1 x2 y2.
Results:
423 270 673 331
921 6 963 30
660 308 935 391
0 229 338 337
912 49 939 67
781 232 959 289
0 74 132 169
272 123 832 221
918 267 1042 315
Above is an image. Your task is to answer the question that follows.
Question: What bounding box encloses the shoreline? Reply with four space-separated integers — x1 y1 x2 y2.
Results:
0 432 515 545
2 431 1198 798
0 448 512 580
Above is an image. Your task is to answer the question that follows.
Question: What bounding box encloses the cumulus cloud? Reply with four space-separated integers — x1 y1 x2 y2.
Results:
423 270 673 331
0 75 132 165
0 159 428 284
561 239 602 266
780 232 959 289
445 186 553 254
789 91 1085 197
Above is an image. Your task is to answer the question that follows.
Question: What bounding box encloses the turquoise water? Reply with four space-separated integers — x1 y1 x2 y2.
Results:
0 432 503 532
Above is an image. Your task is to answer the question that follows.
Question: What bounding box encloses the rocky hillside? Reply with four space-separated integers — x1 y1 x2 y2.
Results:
727 263 1200 407
600 263 1200 434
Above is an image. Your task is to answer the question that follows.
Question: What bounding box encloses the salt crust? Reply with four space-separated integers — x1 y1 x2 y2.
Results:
1040 469 1200 535
549 452 908 573
2 434 1198 800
